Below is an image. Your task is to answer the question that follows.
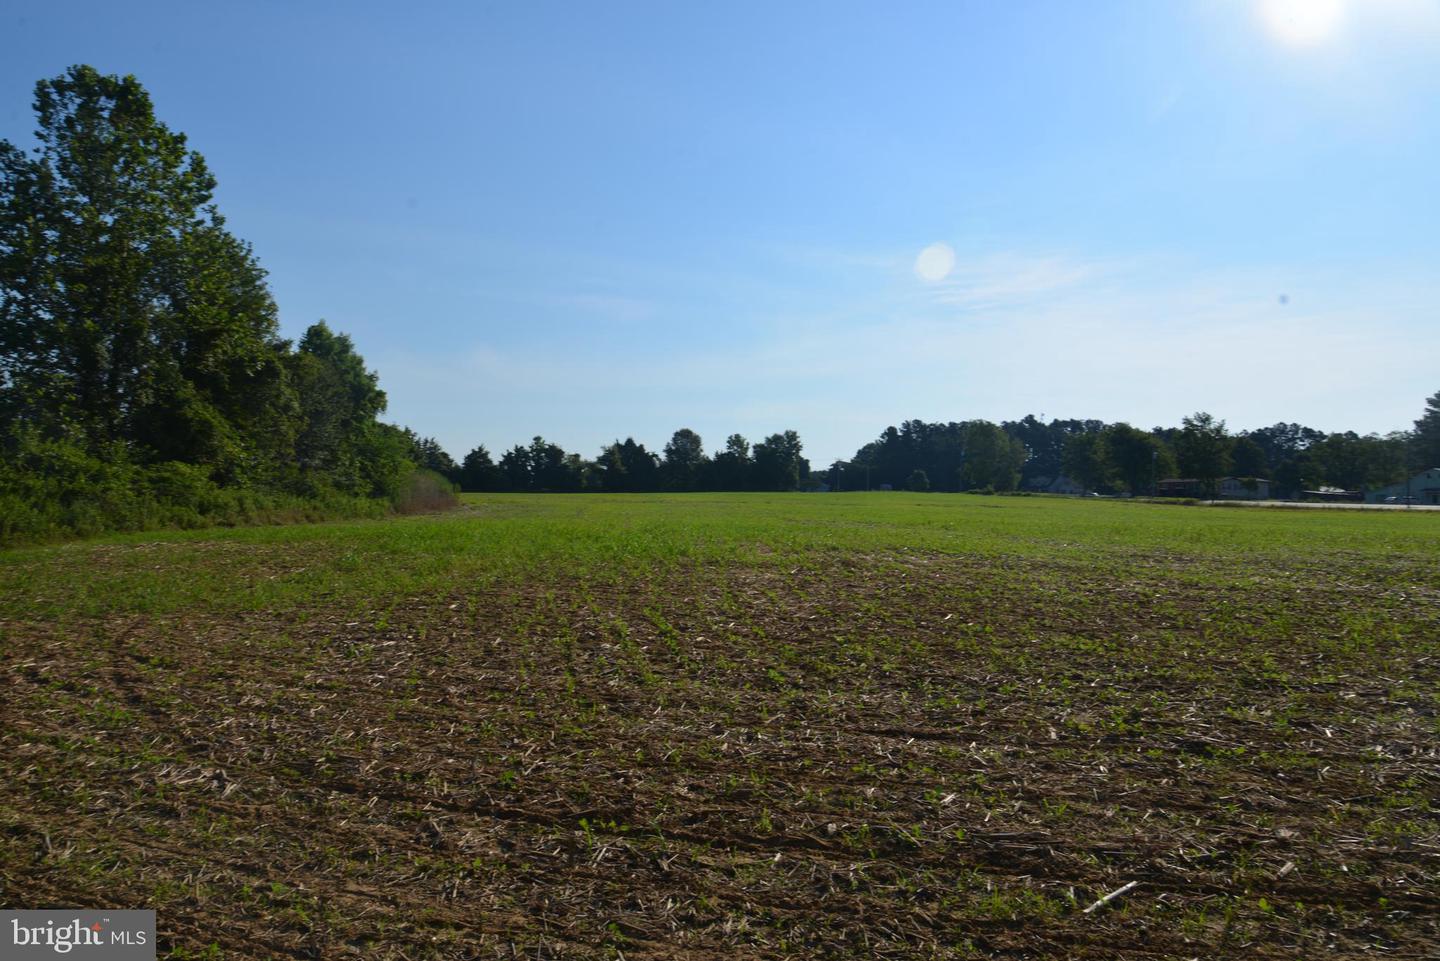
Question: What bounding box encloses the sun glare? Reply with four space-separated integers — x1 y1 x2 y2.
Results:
914 242 956 283
1259 0 1345 46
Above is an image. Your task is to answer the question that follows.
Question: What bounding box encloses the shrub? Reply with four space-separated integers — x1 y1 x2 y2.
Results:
0 433 410 546
393 469 460 514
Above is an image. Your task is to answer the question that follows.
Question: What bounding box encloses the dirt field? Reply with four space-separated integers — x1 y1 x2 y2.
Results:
2 495 1437 958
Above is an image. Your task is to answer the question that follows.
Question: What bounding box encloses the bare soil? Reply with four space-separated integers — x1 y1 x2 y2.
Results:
3 550 1437 958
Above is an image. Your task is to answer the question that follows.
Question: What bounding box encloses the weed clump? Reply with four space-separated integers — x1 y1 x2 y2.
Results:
392 469 460 514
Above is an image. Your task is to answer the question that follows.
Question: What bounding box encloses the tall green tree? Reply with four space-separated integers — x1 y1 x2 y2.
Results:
460 445 502 492
1308 432 1407 491
713 434 751 491
1100 423 1174 494
597 437 659 492
752 430 806 491
287 321 390 493
1002 416 1103 488
958 420 1025 491
1175 412 1231 496
1243 423 1323 483
1060 432 1111 493
1273 454 1315 499
0 65 293 477
529 436 584 491
1413 390 1440 469
1229 436 1268 479
661 428 705 491
404 432 459 484
498 444 533 491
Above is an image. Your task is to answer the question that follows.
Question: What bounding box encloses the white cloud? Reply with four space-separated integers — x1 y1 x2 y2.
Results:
925 252 1107 310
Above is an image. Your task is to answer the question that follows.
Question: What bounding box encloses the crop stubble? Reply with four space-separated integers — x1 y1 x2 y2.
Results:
1 507 1437 959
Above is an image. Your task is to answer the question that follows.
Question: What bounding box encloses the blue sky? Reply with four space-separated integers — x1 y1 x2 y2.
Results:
4 1 1438 466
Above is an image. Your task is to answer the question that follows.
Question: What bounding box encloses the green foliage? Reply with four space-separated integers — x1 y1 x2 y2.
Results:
661 428 705 491
288 321 395 494
751 430 806 491
1175 412 1232 496
460 445 502 492
841 419 1029 492
399 431 460 485
354 424 426 502
0 431 386 544
958 421 1025 491
598 437 660 492
1101 423 1175 495
1229 436 1268 479
1307 431 1408 491
906 468 930 492
0 66 289 475
465 429 810 495
712 434 752 491
1241 422 1324 496
0 67 437 541
494 437 588 492
1411 389 1440 469
1003 416 1105 488
1061 432 1111 493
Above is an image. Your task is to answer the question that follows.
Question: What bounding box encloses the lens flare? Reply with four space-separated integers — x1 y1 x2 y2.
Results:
914 242 956 283
1259 0 1345 46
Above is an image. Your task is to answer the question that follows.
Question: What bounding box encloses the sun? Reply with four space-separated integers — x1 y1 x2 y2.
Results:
1258 0 1345 46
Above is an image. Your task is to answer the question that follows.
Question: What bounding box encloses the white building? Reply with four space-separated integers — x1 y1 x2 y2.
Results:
1365 468 1440 505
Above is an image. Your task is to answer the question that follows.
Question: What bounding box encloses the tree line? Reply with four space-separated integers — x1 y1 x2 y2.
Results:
407 390 1439 499
823 404 1438 497
0 67 449 541
409 429 812 493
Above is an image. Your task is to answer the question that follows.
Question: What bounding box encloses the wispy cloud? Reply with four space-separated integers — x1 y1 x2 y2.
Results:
925 252 1110 311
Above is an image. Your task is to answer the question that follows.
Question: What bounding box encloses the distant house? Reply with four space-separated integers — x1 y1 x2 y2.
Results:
1048 475 1086 495
1217 477 1270 500
1156 478 1201 498
1365 468 1440 505
1158 477 1270 500
1025 475 1086 495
